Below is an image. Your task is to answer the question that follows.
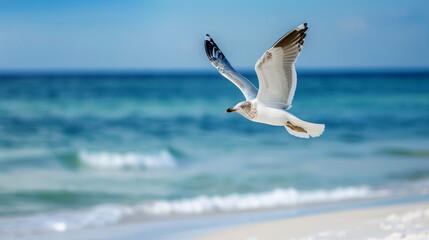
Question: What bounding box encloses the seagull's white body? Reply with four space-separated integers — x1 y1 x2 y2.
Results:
251 101 292 126
205 23 325 138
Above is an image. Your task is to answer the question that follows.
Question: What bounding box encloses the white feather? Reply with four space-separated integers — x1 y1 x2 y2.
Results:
255 24 307 110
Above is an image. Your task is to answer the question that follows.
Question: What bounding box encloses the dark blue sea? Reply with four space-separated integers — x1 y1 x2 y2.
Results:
0 72 428 234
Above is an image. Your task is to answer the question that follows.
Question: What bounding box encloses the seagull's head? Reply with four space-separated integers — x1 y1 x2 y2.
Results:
225 101 252 115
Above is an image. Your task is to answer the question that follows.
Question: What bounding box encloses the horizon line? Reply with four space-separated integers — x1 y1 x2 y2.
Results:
1 67 429 77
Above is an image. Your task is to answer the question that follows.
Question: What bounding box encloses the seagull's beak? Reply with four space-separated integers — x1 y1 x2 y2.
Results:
225 108 235 113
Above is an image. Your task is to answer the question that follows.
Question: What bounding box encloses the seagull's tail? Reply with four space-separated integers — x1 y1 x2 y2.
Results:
285 117 325 139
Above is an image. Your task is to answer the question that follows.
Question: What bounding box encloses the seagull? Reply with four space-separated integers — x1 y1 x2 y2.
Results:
204 23 324 138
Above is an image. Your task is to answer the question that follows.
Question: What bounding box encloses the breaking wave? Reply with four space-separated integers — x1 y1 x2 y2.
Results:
138 186 388 215
77 150 177 169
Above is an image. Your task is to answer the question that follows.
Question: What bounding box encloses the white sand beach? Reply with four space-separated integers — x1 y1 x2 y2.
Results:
194 201 429 240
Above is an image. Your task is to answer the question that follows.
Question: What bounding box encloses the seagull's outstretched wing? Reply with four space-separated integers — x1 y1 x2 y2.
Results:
205 34 258 100
255 23 308 110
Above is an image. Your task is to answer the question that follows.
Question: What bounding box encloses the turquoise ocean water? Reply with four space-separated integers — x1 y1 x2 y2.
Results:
0 72 428 234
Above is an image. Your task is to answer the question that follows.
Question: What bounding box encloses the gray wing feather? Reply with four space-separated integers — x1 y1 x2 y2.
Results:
205 35 258 100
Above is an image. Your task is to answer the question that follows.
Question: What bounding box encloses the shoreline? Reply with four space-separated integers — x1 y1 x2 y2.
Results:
18 194 429 240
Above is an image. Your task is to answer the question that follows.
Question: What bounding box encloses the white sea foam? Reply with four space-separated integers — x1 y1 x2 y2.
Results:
78 150 177 169
139 186 389 215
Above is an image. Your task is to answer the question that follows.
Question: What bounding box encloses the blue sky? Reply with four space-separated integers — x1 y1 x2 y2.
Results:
0 0 428 71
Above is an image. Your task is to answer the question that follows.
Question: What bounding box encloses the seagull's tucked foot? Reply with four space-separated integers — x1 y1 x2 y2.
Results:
285 118 325 139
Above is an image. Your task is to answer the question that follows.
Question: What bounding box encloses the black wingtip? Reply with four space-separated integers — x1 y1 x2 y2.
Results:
304 23 307 27
204 35 214 58
204 34 226 62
